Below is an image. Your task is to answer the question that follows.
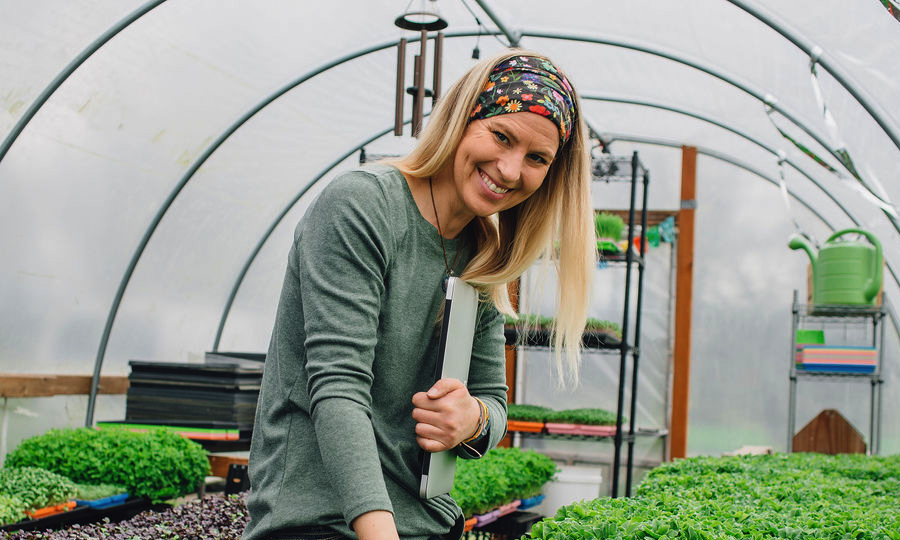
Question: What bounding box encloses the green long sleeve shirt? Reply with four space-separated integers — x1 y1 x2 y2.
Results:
243 165 508 540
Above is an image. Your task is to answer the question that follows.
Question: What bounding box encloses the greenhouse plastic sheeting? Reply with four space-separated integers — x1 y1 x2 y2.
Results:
1 0 898 457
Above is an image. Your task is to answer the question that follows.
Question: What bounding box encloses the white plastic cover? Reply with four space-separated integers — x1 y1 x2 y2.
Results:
1 0 898 457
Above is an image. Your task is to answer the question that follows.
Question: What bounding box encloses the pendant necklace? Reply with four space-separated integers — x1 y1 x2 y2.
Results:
429 177 462 291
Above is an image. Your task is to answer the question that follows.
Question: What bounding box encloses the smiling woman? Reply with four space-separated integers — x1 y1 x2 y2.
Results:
243 49 594 540
392 50 595 378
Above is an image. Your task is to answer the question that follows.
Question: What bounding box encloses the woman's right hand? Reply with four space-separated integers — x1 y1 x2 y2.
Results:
352 510 400 540
411 378 482 452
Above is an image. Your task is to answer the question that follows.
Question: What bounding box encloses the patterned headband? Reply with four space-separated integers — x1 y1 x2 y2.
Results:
469 55 577 145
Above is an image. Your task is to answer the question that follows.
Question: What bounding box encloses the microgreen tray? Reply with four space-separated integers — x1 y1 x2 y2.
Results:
518 493 545 510
74 493 129 509
545 423 617 436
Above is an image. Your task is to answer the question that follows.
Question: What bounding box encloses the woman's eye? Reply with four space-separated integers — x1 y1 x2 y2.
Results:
528 153 548 164
493 131 509 143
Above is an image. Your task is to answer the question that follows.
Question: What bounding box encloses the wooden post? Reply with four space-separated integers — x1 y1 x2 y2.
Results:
670 146 697 459
499 278 520 448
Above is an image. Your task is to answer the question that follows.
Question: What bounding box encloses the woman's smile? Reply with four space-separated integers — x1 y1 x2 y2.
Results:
478 168 510 195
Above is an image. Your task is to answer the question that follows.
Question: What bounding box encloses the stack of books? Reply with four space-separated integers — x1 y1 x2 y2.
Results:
795 345 877 373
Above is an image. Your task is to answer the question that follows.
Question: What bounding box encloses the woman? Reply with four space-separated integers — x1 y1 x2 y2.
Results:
243 50 595 540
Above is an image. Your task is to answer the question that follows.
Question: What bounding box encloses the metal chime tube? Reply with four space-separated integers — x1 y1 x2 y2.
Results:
394 38 406 136
413 29 427 137
411 54 422 136
432 32 443 104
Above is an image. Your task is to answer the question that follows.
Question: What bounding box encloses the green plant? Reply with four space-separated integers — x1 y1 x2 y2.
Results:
73 482 128 501
0 467 77 512
584 318 622 338
507 404 554 422
544 408 619 426
452 447 557 517
595 212 625 240
0 494 27 526
528 453 900 540
5 428 209 503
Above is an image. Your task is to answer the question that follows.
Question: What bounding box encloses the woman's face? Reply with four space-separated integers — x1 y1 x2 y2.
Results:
448 112 558 219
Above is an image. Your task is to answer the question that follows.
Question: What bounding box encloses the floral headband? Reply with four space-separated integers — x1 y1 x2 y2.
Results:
469 55 577 145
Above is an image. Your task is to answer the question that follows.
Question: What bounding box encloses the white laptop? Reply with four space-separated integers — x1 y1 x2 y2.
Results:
419 276 479 499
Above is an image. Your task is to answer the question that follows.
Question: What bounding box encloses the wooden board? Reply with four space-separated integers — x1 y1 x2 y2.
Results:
208 453 250 478
792 409 866 454
0 374 129 398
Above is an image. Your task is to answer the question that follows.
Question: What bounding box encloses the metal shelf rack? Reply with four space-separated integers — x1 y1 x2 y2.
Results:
787 289 886 454
511 151 652 498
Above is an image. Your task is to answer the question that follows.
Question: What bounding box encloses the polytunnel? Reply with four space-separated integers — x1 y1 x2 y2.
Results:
2 0 899 497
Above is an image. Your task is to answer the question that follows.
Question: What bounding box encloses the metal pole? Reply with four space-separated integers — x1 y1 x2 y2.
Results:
394 39 406 136
0 397 8 468
432 32 443 104
876 301 886 454
612 151 640 497
411 53 423 136
625 166 650 496
869 309 878 454
472 0 521 46
788 290 799 451
413 30 427 137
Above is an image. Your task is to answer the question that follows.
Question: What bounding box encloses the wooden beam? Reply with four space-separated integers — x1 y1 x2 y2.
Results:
670 146 697 460
0 375 130 398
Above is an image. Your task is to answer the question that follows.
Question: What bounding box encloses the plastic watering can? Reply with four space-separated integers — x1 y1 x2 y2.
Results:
788 228 883 305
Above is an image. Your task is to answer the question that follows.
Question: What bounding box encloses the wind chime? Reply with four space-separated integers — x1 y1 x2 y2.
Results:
394 5 447 137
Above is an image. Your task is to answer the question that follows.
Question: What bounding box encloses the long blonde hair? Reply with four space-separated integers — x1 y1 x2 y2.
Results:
390 49 595 382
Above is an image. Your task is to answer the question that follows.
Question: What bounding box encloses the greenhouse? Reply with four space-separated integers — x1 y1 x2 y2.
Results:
1 0 899 538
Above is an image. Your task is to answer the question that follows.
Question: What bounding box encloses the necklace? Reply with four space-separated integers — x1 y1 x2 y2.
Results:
428 177 462 290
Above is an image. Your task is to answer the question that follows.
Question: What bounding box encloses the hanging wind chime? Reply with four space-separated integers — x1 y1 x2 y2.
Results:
394 4 447 137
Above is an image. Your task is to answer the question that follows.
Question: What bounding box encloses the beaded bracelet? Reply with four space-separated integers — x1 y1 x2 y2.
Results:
461 397 490 445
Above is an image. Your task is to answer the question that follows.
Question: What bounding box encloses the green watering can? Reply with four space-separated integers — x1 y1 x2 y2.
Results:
788 228 883 305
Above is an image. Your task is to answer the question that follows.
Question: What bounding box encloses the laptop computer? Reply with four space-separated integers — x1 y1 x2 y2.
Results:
419 276 479 499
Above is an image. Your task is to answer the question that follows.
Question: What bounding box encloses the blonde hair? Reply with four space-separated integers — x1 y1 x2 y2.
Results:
390 49 596 383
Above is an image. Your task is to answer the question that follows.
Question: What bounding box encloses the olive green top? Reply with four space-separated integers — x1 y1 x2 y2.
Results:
243 165 508 540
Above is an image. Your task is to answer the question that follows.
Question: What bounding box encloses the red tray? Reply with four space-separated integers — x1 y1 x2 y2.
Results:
545 423 616 436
